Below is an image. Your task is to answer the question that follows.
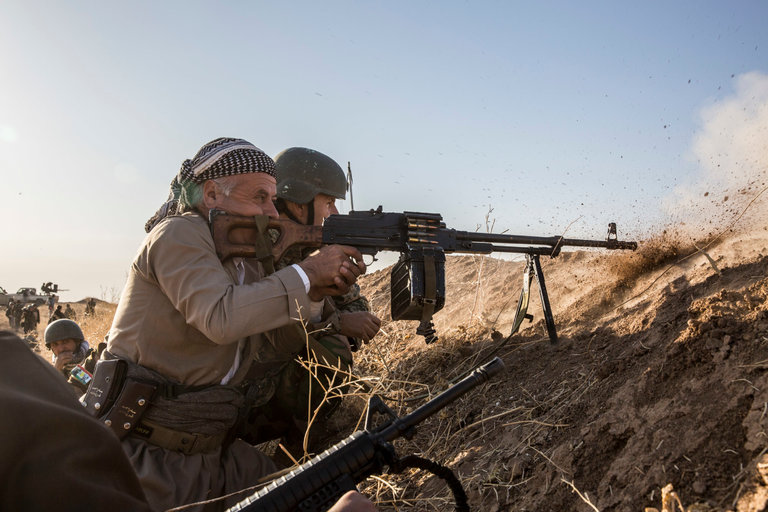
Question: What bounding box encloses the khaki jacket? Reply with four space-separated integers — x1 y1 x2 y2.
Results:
107 212 311 386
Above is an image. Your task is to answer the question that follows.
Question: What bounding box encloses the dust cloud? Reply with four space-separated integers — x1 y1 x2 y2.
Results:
663 71 768 241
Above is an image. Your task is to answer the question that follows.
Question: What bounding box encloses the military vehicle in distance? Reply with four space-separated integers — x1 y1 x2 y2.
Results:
0 283 60 307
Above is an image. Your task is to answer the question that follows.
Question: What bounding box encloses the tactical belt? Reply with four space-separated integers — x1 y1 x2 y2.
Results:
132 419 228 455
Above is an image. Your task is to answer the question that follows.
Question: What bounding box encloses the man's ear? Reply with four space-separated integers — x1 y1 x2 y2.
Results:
202 180 219 209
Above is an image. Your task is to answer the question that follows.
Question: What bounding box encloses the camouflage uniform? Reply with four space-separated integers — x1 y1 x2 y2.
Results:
49 305 66 324
84 298 96 317
240 234 373 447
4 301 15 329
21 305 40 334
11 302 23 330
240 146 377 451
64 304 77 320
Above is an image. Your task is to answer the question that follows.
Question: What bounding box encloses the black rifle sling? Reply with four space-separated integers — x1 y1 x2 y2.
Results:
509 255 535 337
248 215 275 275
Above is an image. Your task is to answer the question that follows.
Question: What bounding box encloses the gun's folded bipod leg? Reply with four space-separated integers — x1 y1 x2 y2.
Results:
508 256 535 337
530 254 558 344
508 254 558 344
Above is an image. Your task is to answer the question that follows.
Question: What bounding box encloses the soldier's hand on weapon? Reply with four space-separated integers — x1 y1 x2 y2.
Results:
339 311 381 342
298 245 366 300
53 351 74 371
327 491 377 512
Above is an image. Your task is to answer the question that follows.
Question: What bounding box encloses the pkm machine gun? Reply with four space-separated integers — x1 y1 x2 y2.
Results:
211 207 638 344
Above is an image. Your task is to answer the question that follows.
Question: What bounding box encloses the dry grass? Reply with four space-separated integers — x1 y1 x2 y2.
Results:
319 320 535 510
4 299 115 360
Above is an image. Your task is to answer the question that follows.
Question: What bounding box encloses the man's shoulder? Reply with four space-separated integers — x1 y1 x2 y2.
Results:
148 212 210 244
137 212 222 273
154 212 206 230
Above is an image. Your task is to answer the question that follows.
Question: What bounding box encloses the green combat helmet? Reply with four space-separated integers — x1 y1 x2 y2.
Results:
274 147 347 204
44 318 85 349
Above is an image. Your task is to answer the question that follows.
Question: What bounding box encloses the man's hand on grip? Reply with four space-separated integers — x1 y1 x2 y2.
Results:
339 311 381 342
298 245 366 300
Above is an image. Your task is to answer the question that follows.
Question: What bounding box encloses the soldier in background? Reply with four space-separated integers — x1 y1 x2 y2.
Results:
21 303 40 334
64 303 77 320
5 299 17 329
11 301 23 331
49 304 66 324
44 319 99 396
84 297 96 317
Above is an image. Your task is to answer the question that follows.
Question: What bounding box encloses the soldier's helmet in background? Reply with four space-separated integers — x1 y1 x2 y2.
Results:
44 319 84 349
274 147 347 204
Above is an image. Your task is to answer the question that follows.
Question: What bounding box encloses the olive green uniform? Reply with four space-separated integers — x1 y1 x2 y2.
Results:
239 237 371 447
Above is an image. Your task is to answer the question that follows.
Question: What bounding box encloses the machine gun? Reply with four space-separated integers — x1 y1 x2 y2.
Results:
226 356 504 512
211 206 637 343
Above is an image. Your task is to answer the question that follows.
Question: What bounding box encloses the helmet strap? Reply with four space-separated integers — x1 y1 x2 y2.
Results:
276 198 304 224
306 197 315 225
276 197 316 225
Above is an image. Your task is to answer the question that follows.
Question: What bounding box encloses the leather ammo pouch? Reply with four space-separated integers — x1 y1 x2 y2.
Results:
82 359 127 416
82 359 158 440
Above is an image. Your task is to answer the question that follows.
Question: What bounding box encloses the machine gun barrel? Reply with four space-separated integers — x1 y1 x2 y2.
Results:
450 230 638 255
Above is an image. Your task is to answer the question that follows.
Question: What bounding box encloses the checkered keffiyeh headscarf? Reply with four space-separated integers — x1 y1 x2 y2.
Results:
144 137 276 232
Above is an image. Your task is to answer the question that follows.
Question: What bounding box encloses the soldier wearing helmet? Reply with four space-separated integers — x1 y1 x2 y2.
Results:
274 147 349 225
273 147 380 345
240 148 381 451
44 318 97 395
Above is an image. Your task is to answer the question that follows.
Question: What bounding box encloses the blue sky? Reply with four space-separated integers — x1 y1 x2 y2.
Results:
1 1 767 301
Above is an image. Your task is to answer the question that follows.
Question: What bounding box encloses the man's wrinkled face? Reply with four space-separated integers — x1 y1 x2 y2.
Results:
205 173 278 218
312 193 339 226
50 338 78 356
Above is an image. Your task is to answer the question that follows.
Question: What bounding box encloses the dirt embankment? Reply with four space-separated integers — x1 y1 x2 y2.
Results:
4 220 768 511
348 226 768 511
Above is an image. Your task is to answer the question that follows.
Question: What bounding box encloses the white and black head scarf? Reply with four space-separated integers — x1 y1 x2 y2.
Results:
145 137 275 232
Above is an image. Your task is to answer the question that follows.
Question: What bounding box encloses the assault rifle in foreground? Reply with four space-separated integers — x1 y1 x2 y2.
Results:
211 206 637 343
226 356 504 512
